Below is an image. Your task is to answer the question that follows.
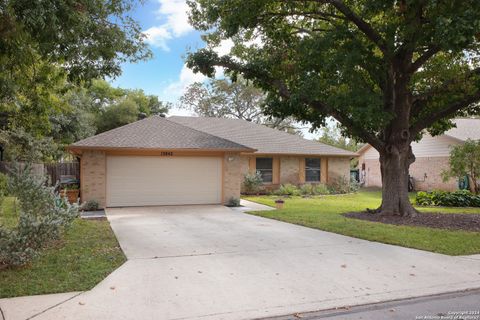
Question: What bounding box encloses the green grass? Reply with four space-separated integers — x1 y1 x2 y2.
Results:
0 197 126 298
244 190 480 256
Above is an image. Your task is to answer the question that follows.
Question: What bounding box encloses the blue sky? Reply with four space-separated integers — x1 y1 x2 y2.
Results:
111 0 210 111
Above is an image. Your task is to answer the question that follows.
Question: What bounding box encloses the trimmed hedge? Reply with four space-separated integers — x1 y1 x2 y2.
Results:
415 190 480 207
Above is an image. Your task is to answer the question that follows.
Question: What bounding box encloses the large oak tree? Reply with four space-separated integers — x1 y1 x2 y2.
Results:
186 0 480 217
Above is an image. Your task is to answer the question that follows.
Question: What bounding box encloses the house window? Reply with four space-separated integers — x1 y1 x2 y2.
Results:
256 157 273 183
305 158 321 182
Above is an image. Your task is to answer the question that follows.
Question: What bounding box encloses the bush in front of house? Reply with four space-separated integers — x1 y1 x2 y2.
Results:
243 171 263 193
415 190 480 207
227 197 241 207
275 184 300 196
299 183 314 195
298 183 330 196
314 183 330 195
0 165 79 267
82 199 100 211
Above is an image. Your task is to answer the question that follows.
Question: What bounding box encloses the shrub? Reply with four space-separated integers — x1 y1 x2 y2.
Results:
0 173 8 197
349 177 361 193
82 199 99 211
0 165 79 267
227 197 241 207
277 184 300 196
243 171 263 193
299 184 314 196
415 190 480 207
314 183 330 195
328 176 351 194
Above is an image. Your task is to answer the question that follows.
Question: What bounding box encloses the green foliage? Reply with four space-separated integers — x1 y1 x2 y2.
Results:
442 139 480 194
318 123 362 152
415 190 480 207
0 1 154 160
82 200 100 211
298 183 330 196
299 184 314 196
187 1 480 140
0 128 58 162
276 184 300 196
0 165 79 267
0 214 125 298
227 197 241 207
314 183 331 195
0 173 8 197
243 172 263 193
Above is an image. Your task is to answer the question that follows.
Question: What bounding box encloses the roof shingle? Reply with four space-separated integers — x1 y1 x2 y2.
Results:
70 116 254 151
169 116 357 156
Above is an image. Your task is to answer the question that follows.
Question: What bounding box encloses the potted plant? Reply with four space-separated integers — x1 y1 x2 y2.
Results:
61 184 80 204
275 199 285 209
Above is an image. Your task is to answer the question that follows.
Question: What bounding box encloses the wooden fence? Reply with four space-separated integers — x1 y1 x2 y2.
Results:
0 161 80 186
45 162 80 185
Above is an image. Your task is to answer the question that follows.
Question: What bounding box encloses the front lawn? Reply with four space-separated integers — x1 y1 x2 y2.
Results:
244 191 480 256
0 197 126 298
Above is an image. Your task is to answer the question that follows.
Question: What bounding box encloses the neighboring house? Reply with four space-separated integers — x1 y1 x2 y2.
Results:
358 118 480 191
68 116 356 208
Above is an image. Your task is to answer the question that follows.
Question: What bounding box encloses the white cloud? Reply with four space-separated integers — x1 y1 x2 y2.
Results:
143 0 193 50
213 39 234 56
163 64 226 103
143 26 172 51
163 65 207 101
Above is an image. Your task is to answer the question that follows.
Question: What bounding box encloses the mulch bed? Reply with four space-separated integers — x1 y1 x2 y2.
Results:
343 211 480 232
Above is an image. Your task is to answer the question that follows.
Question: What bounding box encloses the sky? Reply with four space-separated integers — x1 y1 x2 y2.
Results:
111 0 323 138
111 0 210 112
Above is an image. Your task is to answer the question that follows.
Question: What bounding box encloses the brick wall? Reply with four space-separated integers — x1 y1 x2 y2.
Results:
362 156 458 191
80 150 106 208
223 153 243 203
327 157 351 183
239 155 351 192
280 156 300 184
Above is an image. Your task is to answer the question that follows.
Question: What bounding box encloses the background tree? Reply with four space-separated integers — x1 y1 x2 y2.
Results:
187 0 480 217
0 0 151 159
318 123 362 152
179 78 300 134
0 79 170 161
442 139 480 194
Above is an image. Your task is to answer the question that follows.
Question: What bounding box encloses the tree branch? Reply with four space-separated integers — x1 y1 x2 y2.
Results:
409 45 440 73
188 51 384 149
326 0 389 55
411 67 480 117
410 90 480 136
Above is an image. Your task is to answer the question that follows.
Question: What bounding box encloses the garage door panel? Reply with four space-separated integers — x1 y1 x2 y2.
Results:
106 156 222 207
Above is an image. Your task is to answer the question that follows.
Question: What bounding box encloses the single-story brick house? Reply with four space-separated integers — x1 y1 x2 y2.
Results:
68 116 356 208
358 118 480 191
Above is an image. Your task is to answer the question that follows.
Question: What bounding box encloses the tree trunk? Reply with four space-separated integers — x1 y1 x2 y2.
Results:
377 143 418 217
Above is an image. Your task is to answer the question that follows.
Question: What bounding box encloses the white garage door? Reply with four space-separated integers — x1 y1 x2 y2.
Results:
106 156 222 207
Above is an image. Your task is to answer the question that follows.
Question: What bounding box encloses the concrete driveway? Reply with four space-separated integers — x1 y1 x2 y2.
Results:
28 205 480 320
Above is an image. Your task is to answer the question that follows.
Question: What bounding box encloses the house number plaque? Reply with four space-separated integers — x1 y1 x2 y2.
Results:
160 151 173 156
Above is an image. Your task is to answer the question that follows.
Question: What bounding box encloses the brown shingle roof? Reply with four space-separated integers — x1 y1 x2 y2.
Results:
169 116 357 156
70 116 254 151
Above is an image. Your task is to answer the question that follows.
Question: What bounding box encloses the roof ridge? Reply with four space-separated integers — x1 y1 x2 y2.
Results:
72 116 157 145
164 117 254 150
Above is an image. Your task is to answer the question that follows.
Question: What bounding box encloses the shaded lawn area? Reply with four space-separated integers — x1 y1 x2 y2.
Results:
0 197 126 298
244 190 480 256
